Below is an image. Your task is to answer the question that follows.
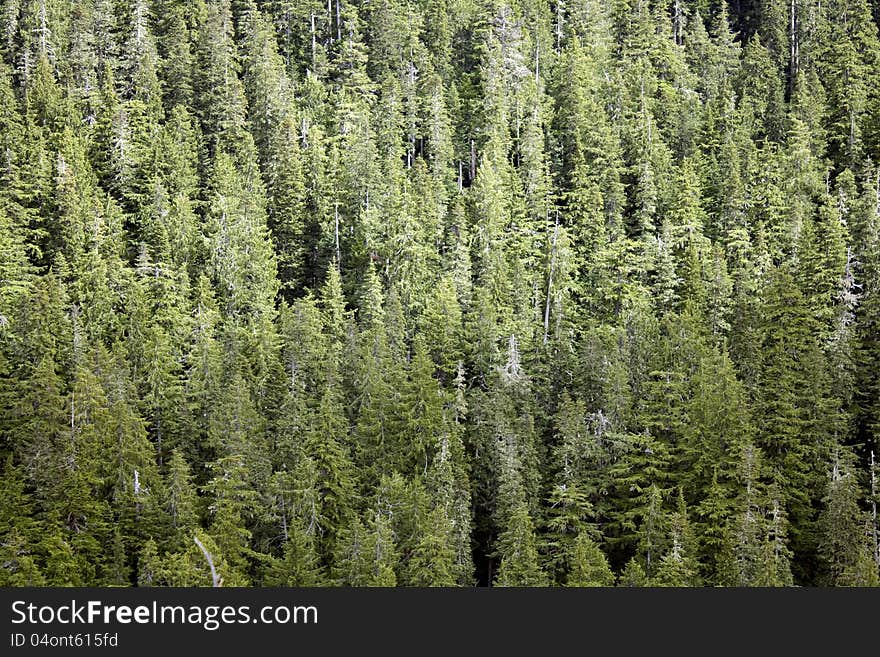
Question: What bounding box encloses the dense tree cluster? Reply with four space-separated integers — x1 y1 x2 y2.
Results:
1 0 879 587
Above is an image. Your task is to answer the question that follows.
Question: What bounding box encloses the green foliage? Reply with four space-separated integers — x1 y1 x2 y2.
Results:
566 533 615 587
406 506 458 587
0 0 877 589
264 517 325 587
817 449 880 586
333 511 399 587
494 502 547 587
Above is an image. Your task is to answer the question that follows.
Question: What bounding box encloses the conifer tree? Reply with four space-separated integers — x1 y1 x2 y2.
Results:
566 532 615 587
264 516 325 586
818 449 880 586
406 505 458 587
1 0 879 590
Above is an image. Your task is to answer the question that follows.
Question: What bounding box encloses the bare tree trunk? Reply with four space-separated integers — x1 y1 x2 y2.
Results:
543 211 559 344
334 201 341 268
555 0 564 52
156 416 162 467
789 0 799 98
673 0 683 46
310 12 316 69
535 42 539 83
327 0 333 44
194 536 223 587
871 451 879 567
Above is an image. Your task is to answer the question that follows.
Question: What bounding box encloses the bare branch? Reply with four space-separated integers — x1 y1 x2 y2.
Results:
193 536 223 587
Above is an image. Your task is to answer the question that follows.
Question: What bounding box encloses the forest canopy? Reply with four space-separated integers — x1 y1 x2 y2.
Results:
1 0 879 587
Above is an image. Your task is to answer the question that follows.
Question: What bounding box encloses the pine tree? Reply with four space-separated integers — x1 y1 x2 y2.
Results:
202 454 259 586
334 510 399 586
406 505 458 587
305 381 355 563
193 0 251 159
494 501 547 587
204 151 279 323
617 557 647 587
0 204 33 324
264 516 325 586
0 0 879 591
653 490 702 586
419 275 465 382
818 449 880 586
818 0 880 168
154 0 195 111
566 532 615 587
0 457 44 585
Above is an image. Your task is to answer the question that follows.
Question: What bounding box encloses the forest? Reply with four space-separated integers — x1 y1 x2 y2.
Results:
1 0 879 588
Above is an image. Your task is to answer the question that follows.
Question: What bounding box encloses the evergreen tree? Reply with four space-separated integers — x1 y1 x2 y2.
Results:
818 449 880 586
264 516 325 586
566 532 615 587
0 0 878 590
